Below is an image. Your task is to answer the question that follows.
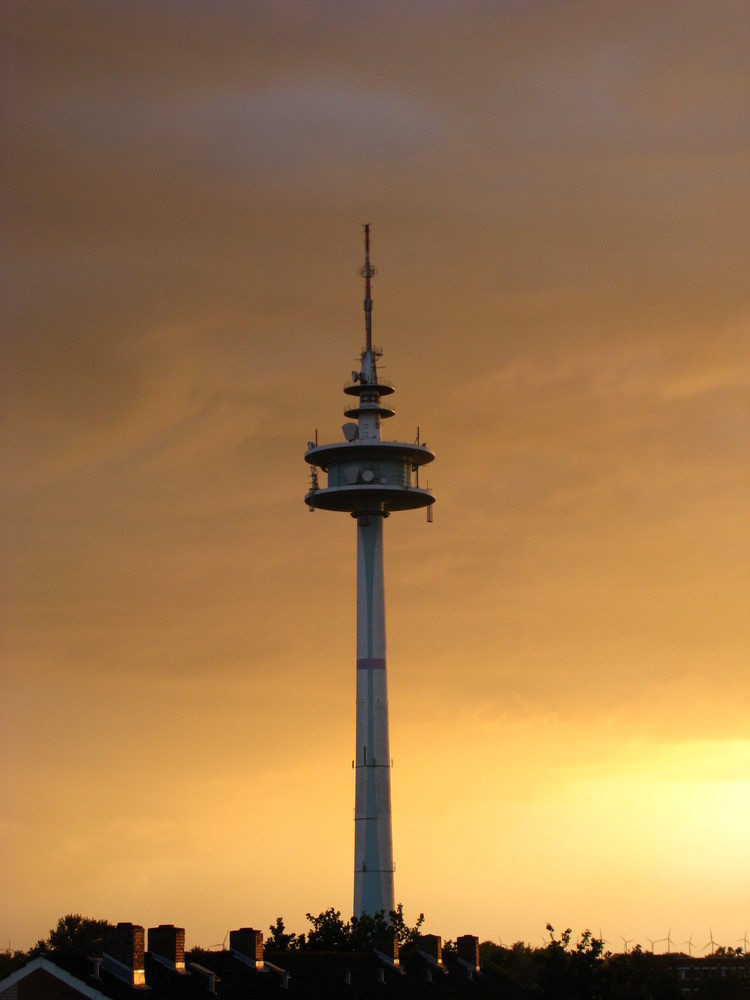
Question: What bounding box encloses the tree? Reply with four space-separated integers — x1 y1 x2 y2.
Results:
46 914 112 956
479 940 540 995
18 915 112 960
349 911 389 951
288 904 427 952
266 917 302 953
304 908 351 951
388 903 424 951
545 922 573 950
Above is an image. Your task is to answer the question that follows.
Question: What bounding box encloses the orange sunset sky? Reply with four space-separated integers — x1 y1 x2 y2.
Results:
2 0 749 954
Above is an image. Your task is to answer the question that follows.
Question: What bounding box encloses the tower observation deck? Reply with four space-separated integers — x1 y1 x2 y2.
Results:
304 225 435 918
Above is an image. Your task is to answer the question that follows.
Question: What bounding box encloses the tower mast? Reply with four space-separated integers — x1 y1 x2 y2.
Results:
304 227 435 917
361 223 374 354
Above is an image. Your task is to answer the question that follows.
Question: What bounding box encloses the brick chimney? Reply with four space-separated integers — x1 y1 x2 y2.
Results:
457 934 480 973
373 932 399 967
420 934 442 963
229 928 264 968
419 933 443 967
148 924 186 972
102 923 146 987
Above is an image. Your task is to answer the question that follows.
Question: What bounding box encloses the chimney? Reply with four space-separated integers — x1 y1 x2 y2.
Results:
148 924 186 972
229 928 264 968
373 932 399 967
457 934 480 975
102 923 146 987
419 933 443 964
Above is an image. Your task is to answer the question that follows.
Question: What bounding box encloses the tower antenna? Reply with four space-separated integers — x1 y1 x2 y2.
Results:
358 223 377 354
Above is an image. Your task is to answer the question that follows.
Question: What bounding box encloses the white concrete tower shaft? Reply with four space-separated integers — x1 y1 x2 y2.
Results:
354 509 393 915
304 226 435 918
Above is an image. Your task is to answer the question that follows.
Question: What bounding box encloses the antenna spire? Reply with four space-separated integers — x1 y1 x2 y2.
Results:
358 223 377 353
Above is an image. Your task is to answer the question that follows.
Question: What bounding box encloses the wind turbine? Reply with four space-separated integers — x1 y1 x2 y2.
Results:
736 931 749 954
702 929 717 956
620 936 632 954
209 930 229 951
665 929 674 955
682 934 695 956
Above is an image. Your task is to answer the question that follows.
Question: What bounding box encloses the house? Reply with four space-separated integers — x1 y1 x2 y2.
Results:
0 922 501 999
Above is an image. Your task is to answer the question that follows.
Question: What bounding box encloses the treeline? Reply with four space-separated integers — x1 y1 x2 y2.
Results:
479 925 681 999
257 904 424 953
1 914 113 976
3 913 747 999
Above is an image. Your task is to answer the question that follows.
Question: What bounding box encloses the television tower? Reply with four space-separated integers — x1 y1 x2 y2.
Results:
304 226 435 917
